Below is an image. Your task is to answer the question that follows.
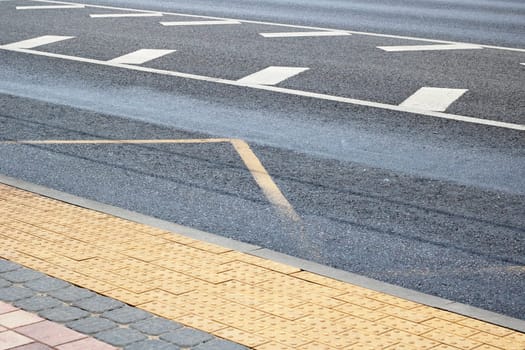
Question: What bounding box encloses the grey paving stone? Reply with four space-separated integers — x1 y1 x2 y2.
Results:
24 276 69 292
0 286 35 301
0 259 21 273
14 295 62 312
73 295 124 313
102 306 152 324
124 339 180 350
0 279 11 288
67 317 118 334
1 268 45 283
130 317 183 336
95 328 147 347
48 285 95 302
194 339 249 350
39 305 89 322
160 328 214 347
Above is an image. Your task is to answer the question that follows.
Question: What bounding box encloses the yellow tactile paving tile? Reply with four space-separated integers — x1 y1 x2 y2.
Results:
0 183 524 349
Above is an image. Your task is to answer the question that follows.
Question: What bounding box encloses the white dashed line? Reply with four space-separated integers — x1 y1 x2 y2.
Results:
0 43 522 131
400 87 468 112
160 20 241 26
2 35 74 49
108 49 175 65
16 4 84 10
25 0 525 53
377 44 483 52
237 66 310 86
259 31 350 38
90 13 162 18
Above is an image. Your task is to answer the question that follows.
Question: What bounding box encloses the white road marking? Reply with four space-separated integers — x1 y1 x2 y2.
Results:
260 31 350 38
400 87 468 112
0 44 523 131
237 66 309 86
2 35 74 49
378 44 483 52
108 49 175 65
16 4 84 9
90 13 162 18
29 0 525 53
160 20 241 26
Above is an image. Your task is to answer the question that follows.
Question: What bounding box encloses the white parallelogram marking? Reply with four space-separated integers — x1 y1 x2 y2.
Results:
260 31 350 38
160 20 240 26
0 44 522 131
2 35 74 49
108 49 175 65
16 4 84 9
90 13 162 18
237 66 309 86
400 87 468 112
378 44 483 52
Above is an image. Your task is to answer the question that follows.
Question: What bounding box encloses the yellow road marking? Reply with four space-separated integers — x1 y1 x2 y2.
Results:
1 138 299 221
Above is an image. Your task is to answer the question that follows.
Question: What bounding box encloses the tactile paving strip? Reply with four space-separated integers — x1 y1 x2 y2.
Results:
1 183 524 349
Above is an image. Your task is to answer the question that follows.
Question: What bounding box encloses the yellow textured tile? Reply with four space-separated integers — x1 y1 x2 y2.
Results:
422 318 480 338
368 294 421 309
102 288 156 306
335 303 387 321
468 345 505 350
381 329 440 350
72 276 116 293
177 314 227 333
226 252 300 274
377 315 433 335
290 271 350 291
424 308 466 323
503 332 525 343
335 293 387 310
298 328 361 348
377 305 434 323
255 302 309 320
139 301 189 319
255 327 311 348
189 240 232 254
337 316 391 335
255 341 295 350
469 331 524 350
293 303 347 322
457 318 513 337
216 327 269 347
337 329 398 349
422 329 481 350
345 342 382 350
297 341 338 350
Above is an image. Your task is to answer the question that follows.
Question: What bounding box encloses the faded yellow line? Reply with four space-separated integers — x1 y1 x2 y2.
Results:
230 139 300 222
1 138 300 221
2 139 231 144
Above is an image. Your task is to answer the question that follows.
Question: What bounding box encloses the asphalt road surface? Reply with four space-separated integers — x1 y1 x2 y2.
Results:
0 0 524 320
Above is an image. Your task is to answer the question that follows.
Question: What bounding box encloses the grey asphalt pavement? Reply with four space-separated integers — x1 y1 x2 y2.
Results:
0 0 524 320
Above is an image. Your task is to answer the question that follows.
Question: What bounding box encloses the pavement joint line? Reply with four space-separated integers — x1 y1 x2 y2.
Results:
0 138 300 222
30 0 525 53
1 174 524 341
0 46 523 131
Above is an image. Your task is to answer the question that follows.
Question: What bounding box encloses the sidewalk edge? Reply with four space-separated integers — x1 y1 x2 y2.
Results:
1 174 524 333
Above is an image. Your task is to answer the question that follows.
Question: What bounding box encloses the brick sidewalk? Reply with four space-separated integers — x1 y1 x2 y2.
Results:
0 301 116 350
1 183 524 349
